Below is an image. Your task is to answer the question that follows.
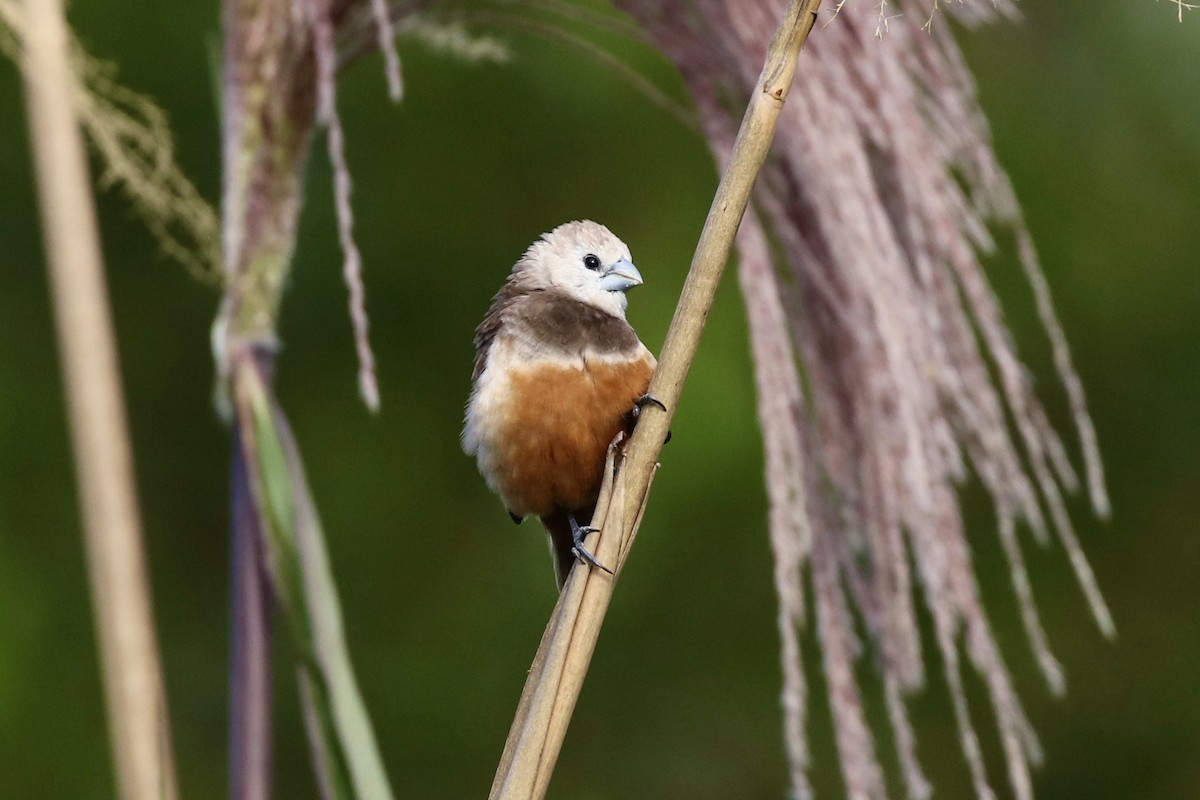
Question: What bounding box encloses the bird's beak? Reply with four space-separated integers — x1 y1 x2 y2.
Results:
600 259 644 293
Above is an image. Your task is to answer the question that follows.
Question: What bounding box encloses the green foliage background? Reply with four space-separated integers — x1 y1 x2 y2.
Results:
0 3 1196 798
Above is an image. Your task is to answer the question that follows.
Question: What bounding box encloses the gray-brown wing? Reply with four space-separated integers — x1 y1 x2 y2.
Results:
473 287 642 380
472 281 527 381
516 291 640 356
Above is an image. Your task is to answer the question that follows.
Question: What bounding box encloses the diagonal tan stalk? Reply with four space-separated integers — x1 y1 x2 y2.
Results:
489 2 822 797
19 0 179 798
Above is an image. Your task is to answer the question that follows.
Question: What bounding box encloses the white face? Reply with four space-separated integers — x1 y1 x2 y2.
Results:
516 220 644 319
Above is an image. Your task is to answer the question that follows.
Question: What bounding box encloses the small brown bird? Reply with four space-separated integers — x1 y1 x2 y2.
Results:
462 221 658 588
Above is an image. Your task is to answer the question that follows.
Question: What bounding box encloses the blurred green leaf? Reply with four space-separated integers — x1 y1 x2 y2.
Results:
234 356 394 800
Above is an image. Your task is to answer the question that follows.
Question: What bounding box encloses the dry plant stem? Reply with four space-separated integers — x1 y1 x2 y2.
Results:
489 447 625 799
19 1 179 798
489 2 821 797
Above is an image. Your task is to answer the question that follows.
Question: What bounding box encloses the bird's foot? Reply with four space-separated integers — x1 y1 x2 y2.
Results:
568 515 614 576
630 393 672 444
631 393 667 418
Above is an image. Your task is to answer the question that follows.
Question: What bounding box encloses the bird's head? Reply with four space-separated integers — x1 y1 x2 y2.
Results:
515 220 644 319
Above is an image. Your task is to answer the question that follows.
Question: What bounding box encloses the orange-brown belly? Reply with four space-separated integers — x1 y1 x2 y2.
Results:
493 356 652 517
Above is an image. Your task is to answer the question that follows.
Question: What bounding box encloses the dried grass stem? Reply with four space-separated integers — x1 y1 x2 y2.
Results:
19 1 178 797
488 2 822 797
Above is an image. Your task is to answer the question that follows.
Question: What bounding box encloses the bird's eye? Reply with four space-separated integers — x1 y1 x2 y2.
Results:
583 254 601 271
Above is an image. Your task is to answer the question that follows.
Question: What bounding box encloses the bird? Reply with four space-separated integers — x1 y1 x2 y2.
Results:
462 220 660 589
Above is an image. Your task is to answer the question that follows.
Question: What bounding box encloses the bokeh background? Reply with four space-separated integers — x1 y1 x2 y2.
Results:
1 2 1197 798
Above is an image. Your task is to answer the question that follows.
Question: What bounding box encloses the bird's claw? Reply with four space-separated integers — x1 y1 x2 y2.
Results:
630 393 672 444
631 393 667 418
570 524 614 576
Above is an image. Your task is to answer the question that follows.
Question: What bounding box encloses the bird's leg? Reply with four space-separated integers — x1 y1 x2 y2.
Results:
630 393 667 418
568 512 614 577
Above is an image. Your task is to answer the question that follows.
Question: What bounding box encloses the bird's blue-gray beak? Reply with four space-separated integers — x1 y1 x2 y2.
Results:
600 259 643 293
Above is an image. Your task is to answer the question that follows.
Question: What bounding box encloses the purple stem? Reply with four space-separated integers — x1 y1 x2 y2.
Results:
230 424 273 800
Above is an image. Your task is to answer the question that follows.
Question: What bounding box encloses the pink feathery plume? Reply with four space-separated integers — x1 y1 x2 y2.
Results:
616 2 1111 798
